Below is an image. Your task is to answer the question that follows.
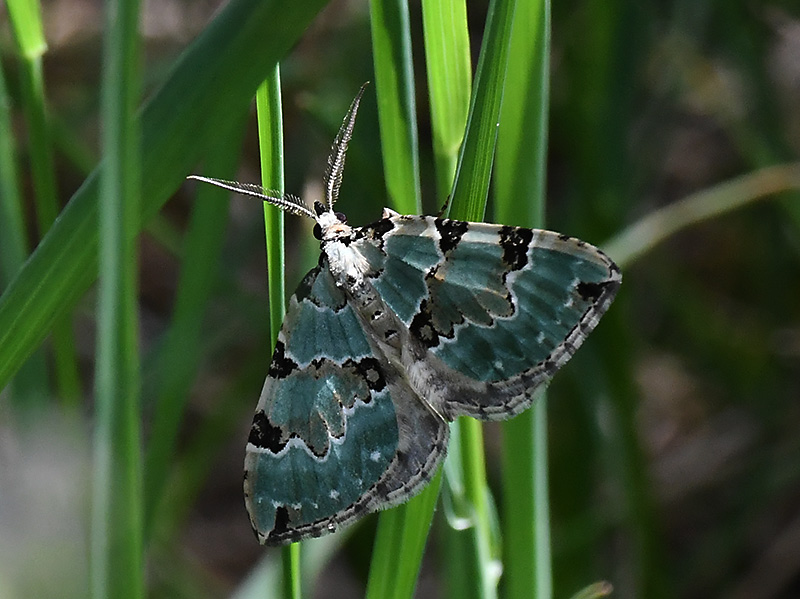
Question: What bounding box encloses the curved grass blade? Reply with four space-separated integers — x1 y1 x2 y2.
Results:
603 163 800 268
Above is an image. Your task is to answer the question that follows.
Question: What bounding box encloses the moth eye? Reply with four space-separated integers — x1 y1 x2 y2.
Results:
335 212 347 224
313 224 322 240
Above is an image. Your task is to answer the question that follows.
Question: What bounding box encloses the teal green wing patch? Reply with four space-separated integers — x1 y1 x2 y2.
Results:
244 264 449 546
355 216 621 421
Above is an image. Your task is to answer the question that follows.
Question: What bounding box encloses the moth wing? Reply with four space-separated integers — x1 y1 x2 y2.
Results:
353 215 621 421
244 265 448 545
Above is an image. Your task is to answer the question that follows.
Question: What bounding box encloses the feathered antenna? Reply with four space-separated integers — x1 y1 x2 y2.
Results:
188 83 369 219
322 82 369 211
186 176 316 220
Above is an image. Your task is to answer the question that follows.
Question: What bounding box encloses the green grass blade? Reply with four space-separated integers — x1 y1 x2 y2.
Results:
365 471 443 599
568 581 614 599
494 1 552 598
494 0 549 228
6 0 81 405
448 0 516 222
369 0 421 215
15 46 58 236
255 67 301 599
0 52 50 407
602 163 800 268
420 0 471 202
364 2 436 597
0 65 29 284
4 0 47 58
257 68 286 348
0 0 330 392
90 0 143 595
442 1 517 598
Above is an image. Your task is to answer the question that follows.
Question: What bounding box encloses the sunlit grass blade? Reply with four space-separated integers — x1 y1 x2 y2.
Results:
90 0 143 596
255 67 301 599
369 0 421 215
365 472 443 599
494 1 552 598
365 1 437 596
494 0 549 228
257 68 286 349
421 0 471 202
602 163 800 268
0 0 331 392
441 0 517 598
448 0 516 222
568 581 614 599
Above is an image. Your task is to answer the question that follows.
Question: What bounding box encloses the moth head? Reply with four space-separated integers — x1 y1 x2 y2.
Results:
313 207 350 241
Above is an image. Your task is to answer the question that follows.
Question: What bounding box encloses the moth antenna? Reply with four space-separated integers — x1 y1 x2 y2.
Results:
322 82 368 211
187 175 316 220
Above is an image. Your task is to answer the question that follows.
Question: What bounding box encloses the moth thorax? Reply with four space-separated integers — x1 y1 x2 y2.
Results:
324 239 368 283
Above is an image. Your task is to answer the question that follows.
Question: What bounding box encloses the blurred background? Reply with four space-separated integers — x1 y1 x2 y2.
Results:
1 0 799 597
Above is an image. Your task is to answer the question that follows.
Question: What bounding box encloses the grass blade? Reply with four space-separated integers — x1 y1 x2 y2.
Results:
0 52 50 407
255 67 301 599
603 163 800 268
443 0 517 597
5 0 80 406
369 0 421 215
364 2 434 597
448 0 516 221
438 0 515 597
90 0 143 595
421 0 471 202
494 1 552 598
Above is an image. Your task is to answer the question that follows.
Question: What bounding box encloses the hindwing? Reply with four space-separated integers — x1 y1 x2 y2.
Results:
243 264 449 545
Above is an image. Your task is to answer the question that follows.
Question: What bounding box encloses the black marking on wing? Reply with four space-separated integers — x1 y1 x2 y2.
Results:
577 278 618 303
271 506 290 540
347 356 387 392
369 218 395 240
435 218 469 254
249 410 287 452
294 268 320 302
500 226 533 271
409 299 440 348
268 341 298 379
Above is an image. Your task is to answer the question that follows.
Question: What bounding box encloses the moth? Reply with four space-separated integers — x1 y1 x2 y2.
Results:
189 84 621 545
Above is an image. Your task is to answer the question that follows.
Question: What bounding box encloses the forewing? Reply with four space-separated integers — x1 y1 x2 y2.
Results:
244 264 448 545
353 215 621 421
